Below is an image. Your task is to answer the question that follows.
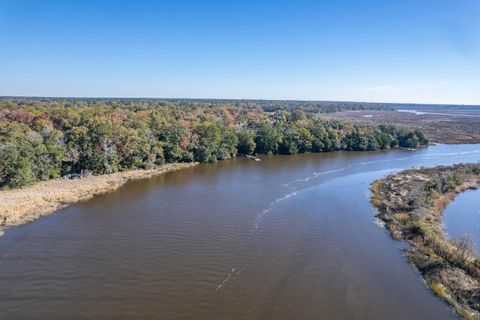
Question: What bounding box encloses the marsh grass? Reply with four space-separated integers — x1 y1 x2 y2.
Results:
429 281 449 300
371 164 480 319
0 163 197 228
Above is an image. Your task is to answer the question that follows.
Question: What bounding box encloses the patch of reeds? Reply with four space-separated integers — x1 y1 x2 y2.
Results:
0 163 198 228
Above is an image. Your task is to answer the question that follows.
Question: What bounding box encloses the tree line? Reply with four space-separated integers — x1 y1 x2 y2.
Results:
0 99 428 189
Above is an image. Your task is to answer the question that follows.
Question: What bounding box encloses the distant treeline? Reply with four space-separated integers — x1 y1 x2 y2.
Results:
0 99 428 189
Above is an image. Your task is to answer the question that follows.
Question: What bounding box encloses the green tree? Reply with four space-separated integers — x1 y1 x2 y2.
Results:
255 124 282 154
237 130 256 155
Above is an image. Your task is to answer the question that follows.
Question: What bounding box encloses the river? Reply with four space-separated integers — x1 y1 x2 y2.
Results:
1 144 480 319
397 109 480 117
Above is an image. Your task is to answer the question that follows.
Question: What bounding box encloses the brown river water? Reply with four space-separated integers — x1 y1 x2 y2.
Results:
1 144 480 319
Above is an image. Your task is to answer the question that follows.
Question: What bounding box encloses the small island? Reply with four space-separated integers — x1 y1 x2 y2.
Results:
371 164 480 319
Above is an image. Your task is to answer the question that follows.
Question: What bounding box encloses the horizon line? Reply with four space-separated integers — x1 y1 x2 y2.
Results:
1 95 479 107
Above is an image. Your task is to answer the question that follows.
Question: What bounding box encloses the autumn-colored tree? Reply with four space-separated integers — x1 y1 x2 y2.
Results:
0 98 428 188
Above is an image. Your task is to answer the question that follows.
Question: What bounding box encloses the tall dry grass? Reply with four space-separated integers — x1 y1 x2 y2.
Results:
0 163 197 228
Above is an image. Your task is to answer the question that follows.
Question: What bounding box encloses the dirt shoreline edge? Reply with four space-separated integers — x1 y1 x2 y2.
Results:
371 164 480 319
0 162 198 230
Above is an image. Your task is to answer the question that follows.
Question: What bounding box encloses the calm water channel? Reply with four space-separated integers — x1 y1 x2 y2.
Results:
444 189 480 253
1 144 480 319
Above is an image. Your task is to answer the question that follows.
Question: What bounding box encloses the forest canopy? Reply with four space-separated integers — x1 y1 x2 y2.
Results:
0 98 428 189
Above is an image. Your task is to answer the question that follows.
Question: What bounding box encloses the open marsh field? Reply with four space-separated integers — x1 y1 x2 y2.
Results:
324 108 480 144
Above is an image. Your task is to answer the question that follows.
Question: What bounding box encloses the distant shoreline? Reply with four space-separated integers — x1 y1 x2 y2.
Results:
0 163 198 232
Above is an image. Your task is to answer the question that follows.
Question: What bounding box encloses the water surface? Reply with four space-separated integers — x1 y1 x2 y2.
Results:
444 189 480 253
397 109 480 117
1 144 480 319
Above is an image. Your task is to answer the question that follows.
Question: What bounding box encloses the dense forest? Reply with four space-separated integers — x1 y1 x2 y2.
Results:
0 98 428 189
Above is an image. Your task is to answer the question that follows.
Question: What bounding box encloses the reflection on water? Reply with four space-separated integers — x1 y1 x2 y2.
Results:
1 144 480 319
398 109 427 115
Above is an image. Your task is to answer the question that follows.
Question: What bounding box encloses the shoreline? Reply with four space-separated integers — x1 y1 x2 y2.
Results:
0 162 198 230
0 144 427 233
371 164 480 319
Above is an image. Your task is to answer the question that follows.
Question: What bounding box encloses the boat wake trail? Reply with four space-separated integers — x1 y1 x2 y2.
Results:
282 167 350 187
216 267 241 291
253 191 298 229
253 147 480 232
421 150 480 157
235 147 480 290
282 154 419 189
256 155 423 229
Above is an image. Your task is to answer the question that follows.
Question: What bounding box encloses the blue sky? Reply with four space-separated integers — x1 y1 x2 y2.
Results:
1 0 479 104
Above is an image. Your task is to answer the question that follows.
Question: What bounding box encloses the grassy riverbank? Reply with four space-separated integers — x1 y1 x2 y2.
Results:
371 164 480 319
0 163 197 229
